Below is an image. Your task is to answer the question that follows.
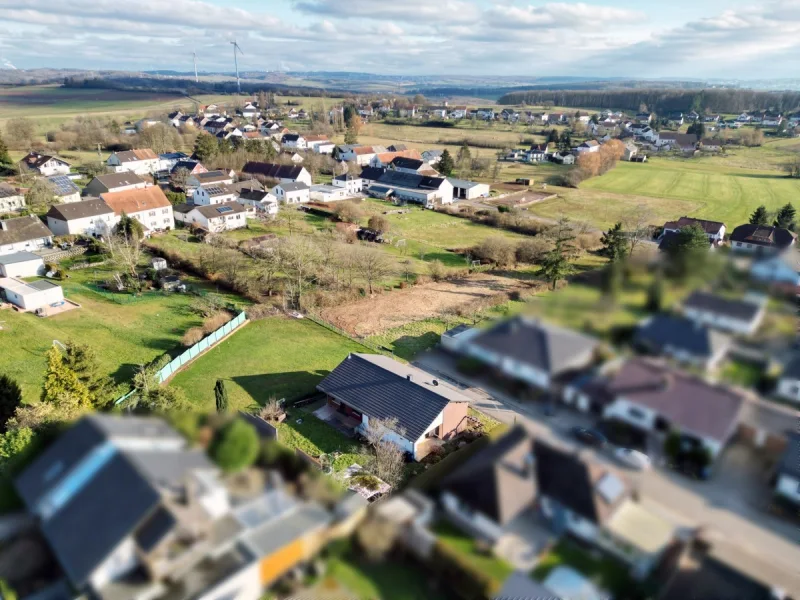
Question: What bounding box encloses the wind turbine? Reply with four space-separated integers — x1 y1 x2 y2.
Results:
230 40 243 94
192 49 199 83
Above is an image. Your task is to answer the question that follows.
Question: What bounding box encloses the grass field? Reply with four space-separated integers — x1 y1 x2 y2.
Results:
169 317 369 411
0 262 240 404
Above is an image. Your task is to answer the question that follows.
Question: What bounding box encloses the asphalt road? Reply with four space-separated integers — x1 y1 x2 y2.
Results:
415 351 800 595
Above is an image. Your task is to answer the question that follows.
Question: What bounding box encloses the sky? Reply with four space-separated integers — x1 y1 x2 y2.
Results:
0 0 799 79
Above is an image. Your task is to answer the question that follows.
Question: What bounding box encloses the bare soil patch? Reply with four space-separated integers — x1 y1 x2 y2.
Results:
320 273 533 337
488 190 558 208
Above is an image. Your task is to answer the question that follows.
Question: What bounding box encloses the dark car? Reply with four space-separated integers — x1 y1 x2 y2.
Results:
571 426 608 448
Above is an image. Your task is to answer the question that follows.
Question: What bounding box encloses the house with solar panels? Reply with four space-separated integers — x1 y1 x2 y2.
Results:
174 202 248 232
192 183 238 206
46 175 81 204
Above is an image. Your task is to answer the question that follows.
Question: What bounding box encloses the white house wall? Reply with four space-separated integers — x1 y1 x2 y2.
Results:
0 258 44 278
776 378 800 404
682 307 762 336
0 236 52 256
47 214 113 237
89 536 139 591
776 474 800 504
195 560 261 600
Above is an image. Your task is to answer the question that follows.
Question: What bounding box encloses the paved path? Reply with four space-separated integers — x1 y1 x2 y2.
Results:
415 351 800 595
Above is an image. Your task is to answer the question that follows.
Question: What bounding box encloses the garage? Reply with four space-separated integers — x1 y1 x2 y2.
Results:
0 278 64 312
447 177 491 200
0 252 45 278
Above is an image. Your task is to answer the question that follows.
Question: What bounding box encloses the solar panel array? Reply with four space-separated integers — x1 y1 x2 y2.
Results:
47 175 79 197
216 206 233 214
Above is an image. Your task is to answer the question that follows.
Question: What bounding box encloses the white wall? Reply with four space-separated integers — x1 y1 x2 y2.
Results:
358 414 415 455
89 536 139 590
776 474 800 504
441 492 505 542
0 258 44 278
0 236 52 256
122 207 175 232
47 213 114 237
0 194 24 214
683 307 763 336
39 161 70 177
195 560 261 600
500 357 550 389
776 378 800 404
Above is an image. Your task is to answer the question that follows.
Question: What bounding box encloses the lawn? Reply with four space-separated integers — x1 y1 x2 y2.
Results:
169 316 370 411
720 359 764 389
531 539 639 600
433 520 515 586
0 262 238 403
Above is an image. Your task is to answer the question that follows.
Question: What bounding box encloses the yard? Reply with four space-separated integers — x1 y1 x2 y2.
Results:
0 261 238 404
168 316 370 411
531 538 641 600
318 556 451 600
433 521 515 587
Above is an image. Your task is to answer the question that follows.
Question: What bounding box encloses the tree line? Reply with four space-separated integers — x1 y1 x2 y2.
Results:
498 88 800 114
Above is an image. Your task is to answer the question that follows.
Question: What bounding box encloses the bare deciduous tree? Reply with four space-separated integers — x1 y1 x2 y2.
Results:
355 514 401 562
258 396 283 422
277 236 320 308
363 416 406 488
624 204 654 257
106 230 142 280
355 245 394 294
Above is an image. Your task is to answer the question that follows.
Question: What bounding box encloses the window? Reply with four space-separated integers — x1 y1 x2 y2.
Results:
735 242 742 247
628 406 646 420
162 208 170 214
148 211 156 217
163 218 170 224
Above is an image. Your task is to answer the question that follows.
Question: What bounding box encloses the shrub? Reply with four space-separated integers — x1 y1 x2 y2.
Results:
367 215 391 233
334 201 363 224
182 327 205 346
471 236 516 267
211 419 259 473
428 259 446 282
516 237 551 264
202 311 232 334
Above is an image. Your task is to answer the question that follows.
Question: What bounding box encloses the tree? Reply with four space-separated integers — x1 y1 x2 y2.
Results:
687 122 705 138
367 215 390 233
774 203 796 230
126 355 191 412
334 201 363 224
63 342 115 408
5 118 35 149
193 132 218 162
666 223 709 277
0 133 11 165
515 237 551 264
646 272 664 312
24 179 56 209
171 166 191 191
0 427 40 477
138 123 181 154
214 379 228 414
277 236 320 309
623 205 653 256
363 417 406 488
258 396 283 422
210 419 259 473
558 131 572 151
472 236 517 267
344 124 359 145
537 217 576 290
41 347 92 409
547 129 559 144
749 205 769 225
437 149 455 176
600 222 628 262
456 143 472 168
108 216 144 282
0 376 22 433
355 246 394 294
115 212 144 239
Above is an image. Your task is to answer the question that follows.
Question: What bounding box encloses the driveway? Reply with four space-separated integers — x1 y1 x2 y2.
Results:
414 350 800 595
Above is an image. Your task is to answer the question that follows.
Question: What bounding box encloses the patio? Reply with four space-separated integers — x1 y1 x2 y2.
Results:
313 403 359 437
494 509 555 570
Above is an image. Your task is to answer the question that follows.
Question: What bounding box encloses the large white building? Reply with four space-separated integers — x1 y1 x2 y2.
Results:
0 277 64 312
100 187 175 234
332 174 363 195
192 184 238 206
107 149 160 176
368 170 455 207
174 202 247 232
45 198 116 237
273 182 310 204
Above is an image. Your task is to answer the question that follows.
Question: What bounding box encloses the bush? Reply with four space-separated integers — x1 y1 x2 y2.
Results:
428 259 446 282
516 237 551 264
182 327 205 346
471 236 516 267
202 311 232 334
334 201 363 224
211 419 260 473
367 215 390 233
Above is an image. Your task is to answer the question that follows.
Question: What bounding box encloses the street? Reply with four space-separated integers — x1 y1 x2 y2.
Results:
415 351 800 595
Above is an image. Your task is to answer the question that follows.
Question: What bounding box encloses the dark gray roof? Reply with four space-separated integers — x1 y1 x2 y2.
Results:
442 324 472 338
171 160 203 174
28 279 59 292
46 198 113 221
469 316 598 375
88 172 149 191
192 202 247 219
0 215 53 245
634 314 731 360
607 359 744 442
390 157 425 170
230 179 265 193
333 173 360 182
778 433 800 479
0 184 22 199
276 181 308 192
238 189 272 202
240 503 331 557
782 355 800 380
134 506 176 552
441 426 536 525
376 170 446 191
535 440 629 525
46 175 79 197
495 571 558 600
281 133 301 142
0 251 42 265
730 224 796 250
682 291 761 323
359 167 386 182
317 353 469 440
195 171 231 183
242 162 305 180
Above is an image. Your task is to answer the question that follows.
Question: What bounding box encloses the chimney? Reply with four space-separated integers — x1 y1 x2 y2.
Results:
0 220 6 231
406 374 413 381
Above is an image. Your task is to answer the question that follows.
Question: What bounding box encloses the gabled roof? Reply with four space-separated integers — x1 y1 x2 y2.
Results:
100 186 171 215
441 426 536 525
111 149 158 163
469 316 598 376
730 224 795 249
535 440 629 524
242 162 306 180
353 146 377 156
281 133 302 142
238 189 274 202
658 133 699 146
201 184 235 197
0 184 22 199
19 152 69 170
359 167 386 182
46 198 113 221
0 215 53 245
191 202 247 219
682 291 761 323
194 170 232 184
663 216 725 235
635 314 732 360
606 359 744 442
171 160 205 174
87 172 149 191
375 170 447 191
46 175 80 197
317 353 469 441
276 181 309 192
390 156 425 170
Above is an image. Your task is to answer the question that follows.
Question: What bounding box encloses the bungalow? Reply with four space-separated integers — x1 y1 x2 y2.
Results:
368 170 454 207
633 314 732 370
281 133 306 149
0 251 44 278
192 183 238 206
750 247 800 291
317 353 470 461
100 186 175 234
730 223 795 255
83 172 152 196
656 133 698 151
461 316 599 390
681 291 765 335
775 356 800 405
45 198 115 237
304 135 331 152
107 149 160 176
0 185 25 214
774 433 800 504
310 184 348 202
47 175 81 204
174 201 247 232
699 139 722 152
241 162 313 186
0 215 53 255
312 140 335 155
0 277 64 312
576 140 600 153
18 152 71 176
350 146 382 166
273 181 310 204
332 174 363 195
602 358 745 458
422 149 443 165
238 188 279 216
158 151 189 171
662 216 726 244
447 177 490 200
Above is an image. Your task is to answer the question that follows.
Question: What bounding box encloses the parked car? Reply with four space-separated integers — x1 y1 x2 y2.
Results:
613 448 651 470
570 426 607 448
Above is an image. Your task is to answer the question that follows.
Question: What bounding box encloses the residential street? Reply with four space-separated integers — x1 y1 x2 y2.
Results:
415 351 800 595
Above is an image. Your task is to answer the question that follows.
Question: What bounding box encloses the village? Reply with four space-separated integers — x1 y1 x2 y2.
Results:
0 84 798 600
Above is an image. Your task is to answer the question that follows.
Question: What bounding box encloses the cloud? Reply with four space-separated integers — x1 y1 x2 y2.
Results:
485 3 645 30
294 0 480 24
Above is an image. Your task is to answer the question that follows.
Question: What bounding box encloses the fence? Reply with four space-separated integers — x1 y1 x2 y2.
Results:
305 312 389 356
156 311 247 383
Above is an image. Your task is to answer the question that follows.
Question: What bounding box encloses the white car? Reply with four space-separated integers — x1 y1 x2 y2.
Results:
614 448 651 470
